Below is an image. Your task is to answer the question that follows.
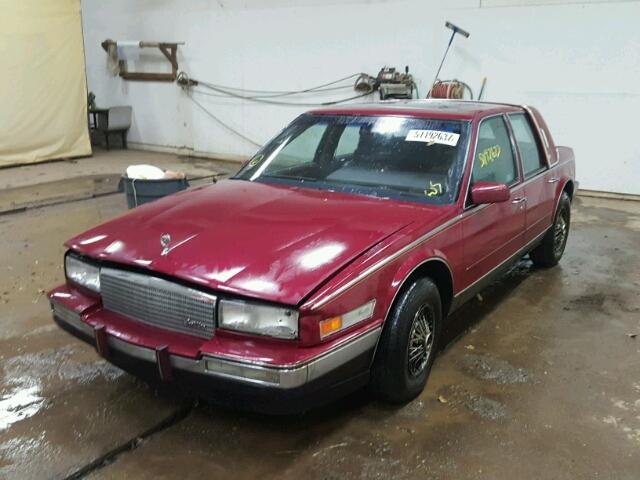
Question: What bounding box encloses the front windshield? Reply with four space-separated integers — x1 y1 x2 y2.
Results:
235 114 470 205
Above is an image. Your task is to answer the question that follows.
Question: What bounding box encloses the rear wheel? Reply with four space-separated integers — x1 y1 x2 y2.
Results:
369 278 442 403
530 191 571 268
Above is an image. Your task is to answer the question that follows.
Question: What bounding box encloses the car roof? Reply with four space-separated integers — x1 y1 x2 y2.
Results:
308 99 524 120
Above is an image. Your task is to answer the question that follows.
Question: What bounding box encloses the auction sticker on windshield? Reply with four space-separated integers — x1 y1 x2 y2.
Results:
405 129 460 146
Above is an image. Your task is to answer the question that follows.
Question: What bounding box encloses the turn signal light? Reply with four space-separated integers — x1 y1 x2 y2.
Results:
319 316 342 337
318 300 376 339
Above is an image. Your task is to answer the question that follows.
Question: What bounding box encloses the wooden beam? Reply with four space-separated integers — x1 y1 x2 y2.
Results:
158 45 178 71
120 71 176 82
101 40 182 82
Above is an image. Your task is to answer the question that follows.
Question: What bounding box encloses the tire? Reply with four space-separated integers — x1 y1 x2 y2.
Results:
530 191 571 268
369 278 442 403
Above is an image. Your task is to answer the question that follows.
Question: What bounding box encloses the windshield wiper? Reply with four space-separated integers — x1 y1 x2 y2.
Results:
328 179 422 196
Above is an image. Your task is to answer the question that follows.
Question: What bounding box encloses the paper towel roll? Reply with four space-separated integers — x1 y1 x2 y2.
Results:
117 41 140 61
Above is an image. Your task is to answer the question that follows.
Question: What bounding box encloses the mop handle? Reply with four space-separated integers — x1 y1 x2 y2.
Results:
427 21 470 98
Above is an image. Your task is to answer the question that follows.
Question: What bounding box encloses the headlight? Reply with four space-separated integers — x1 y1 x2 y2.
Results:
219 299 298 339
65 254 100 293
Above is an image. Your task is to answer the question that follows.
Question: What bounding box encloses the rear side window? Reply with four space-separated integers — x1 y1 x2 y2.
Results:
472 116 517 185
509 113 545 177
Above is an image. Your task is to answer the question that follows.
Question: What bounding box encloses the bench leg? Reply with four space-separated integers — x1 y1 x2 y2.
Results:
105 132 110 150
121 131 127 149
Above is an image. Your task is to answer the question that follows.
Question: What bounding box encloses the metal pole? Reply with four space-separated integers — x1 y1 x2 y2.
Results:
427 22 470 98
478 77 487 100
428 31 456 98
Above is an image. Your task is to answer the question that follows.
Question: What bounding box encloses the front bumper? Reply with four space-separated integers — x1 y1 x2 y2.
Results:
51 300 380 412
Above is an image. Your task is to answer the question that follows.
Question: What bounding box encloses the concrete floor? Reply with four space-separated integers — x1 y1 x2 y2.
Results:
1 160 639 479
0 149 239 214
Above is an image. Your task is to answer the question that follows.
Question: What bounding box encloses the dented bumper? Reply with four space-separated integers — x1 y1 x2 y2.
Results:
49 286 379 412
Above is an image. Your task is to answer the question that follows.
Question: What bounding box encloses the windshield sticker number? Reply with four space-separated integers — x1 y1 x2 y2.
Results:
405 130 460 147
425 181 443 197
478 145 501 168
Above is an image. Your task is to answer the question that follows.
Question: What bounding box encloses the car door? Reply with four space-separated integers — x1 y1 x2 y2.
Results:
460 114 526 288
507 112 555 243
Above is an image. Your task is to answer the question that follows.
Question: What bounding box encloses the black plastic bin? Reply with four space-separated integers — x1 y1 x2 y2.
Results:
119 176 190 209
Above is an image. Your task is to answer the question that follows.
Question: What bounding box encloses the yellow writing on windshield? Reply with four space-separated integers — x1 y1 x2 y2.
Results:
425 181 443 197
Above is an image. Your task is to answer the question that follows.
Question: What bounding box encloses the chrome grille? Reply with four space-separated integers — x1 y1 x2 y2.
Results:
100 268 216 339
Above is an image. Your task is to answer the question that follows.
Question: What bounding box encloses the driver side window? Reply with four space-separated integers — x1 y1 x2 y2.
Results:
472 116 517 185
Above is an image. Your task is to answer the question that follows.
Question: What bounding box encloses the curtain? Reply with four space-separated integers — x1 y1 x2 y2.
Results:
0 0 91 167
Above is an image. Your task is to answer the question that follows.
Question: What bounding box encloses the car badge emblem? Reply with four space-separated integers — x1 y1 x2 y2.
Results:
160 233 171 256
184 316 208 331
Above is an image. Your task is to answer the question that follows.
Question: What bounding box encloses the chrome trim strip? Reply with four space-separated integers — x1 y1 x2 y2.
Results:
453 229 548 299
521 105 555 166
306 326 380 382
52 305 381 389
462 202 489 217
309 216 462 310
51 301 94 337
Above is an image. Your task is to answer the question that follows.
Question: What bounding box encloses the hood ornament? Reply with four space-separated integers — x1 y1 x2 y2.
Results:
160 233 171 256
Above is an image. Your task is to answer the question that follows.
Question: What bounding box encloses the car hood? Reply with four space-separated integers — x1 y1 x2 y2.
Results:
67 180 450 305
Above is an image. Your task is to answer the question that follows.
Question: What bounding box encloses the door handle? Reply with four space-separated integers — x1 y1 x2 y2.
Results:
547 177 559 183
511 197 527 204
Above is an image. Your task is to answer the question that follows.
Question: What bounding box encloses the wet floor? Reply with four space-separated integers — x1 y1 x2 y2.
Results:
1 193 639 479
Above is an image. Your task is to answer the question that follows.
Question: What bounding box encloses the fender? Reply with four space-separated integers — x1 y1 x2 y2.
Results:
553 176 574 215
369 254 453 366
382 254 454 324
552 146 576 212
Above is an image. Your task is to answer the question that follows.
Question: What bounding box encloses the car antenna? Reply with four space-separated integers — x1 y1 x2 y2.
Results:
427 21 470 98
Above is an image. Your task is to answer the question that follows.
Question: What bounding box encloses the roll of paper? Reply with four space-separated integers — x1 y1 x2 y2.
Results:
116 41 140 61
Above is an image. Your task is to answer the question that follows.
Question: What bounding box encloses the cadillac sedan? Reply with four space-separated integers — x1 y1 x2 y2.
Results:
49 100 576 413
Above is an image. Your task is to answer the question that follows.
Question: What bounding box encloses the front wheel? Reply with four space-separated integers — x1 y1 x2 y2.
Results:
530 191 571 268
369 278 442 403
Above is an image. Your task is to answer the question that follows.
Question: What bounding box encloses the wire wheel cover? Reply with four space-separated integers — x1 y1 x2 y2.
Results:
554 209 568 257
407 304 435 377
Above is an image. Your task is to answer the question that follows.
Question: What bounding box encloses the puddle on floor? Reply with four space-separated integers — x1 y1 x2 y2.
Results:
0 377 46 431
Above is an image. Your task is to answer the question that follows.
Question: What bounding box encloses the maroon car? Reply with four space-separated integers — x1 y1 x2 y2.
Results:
49 101 576 413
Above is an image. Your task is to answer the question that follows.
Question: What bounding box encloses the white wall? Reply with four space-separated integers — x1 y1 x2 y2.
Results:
445 1 640 195
82 0 640 195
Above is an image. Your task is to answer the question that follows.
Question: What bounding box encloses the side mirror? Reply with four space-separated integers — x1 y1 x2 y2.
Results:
470 181 510 205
